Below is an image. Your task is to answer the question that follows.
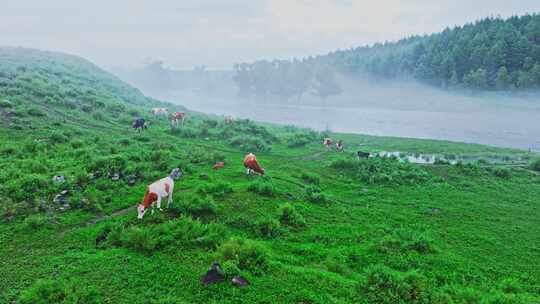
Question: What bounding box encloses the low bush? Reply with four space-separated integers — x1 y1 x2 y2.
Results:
248 179 275 196
330 157 431 185
286 133 315 148
180 194 218 218
256 218 281 239
19 279 101 304
279 203 306 227
301 172 320 185
229 136 271 152
493 167 511 178
304 185 329 204
198 182 233 197
376 228 437 254
216 238 269 275
23 214 50 230
359 264 431 303
49 132 69 144
531 159 540 172
27 107 46 117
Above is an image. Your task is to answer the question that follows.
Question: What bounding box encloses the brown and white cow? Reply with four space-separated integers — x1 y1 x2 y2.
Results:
151 107 169 115
170 111 186 127
137 168 182 219
323 138 333 150
244 153 264 176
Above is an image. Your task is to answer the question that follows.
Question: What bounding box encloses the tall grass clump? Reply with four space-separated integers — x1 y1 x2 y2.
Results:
216 237 269 275
248 179 275 196
279 203 306 227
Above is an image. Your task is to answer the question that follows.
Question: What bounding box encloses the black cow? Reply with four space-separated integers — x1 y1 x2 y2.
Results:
357 151 371 159
132 118 147 132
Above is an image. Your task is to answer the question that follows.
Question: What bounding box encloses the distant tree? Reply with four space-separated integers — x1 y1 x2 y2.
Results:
495 67 511 89
312 66 342 104
464 68 488 89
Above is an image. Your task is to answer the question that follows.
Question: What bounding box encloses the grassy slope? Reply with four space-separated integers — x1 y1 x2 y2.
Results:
1 48 540 304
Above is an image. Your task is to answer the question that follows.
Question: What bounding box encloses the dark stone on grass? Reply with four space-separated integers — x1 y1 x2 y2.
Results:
108 172 120 181
232 276 250 286
202 262 225 286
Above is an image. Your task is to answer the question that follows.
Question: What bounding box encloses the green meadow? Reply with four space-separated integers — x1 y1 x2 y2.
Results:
1 48 540 304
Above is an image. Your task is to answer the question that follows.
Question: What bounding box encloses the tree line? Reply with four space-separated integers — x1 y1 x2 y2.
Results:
234 14 540 94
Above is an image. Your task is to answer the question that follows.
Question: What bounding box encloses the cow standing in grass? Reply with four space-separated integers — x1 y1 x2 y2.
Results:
137 168 182 219
171 112 186 128
132 118 147 132
323 138 333 150
244 153 264 176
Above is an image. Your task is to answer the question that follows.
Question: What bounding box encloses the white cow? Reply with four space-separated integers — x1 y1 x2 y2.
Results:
151 107 169 115
137 168 182 219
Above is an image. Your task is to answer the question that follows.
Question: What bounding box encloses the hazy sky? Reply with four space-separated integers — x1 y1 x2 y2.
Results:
1 0 539 69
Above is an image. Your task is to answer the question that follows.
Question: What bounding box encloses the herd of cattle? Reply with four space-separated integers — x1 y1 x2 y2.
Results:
134 108 371 219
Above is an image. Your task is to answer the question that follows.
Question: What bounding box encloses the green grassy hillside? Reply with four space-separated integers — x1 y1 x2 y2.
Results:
1 48 540 303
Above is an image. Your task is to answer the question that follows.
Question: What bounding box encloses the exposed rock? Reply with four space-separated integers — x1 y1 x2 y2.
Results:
52 175 65 183
202 262 224 286
231 276 250 286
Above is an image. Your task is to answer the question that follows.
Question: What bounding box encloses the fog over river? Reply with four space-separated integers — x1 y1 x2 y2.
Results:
138 78 540 151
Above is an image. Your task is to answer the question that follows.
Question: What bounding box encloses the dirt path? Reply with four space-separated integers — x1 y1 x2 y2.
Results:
59 206 136 237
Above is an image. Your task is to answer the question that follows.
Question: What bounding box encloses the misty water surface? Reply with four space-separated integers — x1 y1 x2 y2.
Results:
140 78 540 151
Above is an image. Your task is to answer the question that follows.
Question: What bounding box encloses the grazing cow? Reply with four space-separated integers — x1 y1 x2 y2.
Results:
323 138 333 149
224 116 234 124
244 153 265 176
213 162 225 170
132 118 147 132
357 151 371 159
151 107 168 115
137 168 182 219
336 140 344 152
170 111 186 127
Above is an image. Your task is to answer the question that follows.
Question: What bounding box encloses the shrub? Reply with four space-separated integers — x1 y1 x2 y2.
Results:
301 172 320 185
330 157 431 185
256 218 281 238
122 227 157 254
221 260 241 278
216 238 269 275
286 133 314 147
229 136 271 152
279 203 306 227
531 159 540 172
23 214 49 230
181 194 218 218
49 132 69 144
27 107 46 117
493 167 511 178
198 182 233 197
376 228 437 254
92 111 104 121
359 265 431 303
19 279 102 304
248 179 275 196
304 185 329 204
19 279 66 304
70 139 84 149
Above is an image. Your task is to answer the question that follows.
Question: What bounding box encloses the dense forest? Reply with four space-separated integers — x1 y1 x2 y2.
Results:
233 14 540 100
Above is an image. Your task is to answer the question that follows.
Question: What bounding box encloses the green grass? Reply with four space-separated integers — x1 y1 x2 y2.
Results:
1 48 540 303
